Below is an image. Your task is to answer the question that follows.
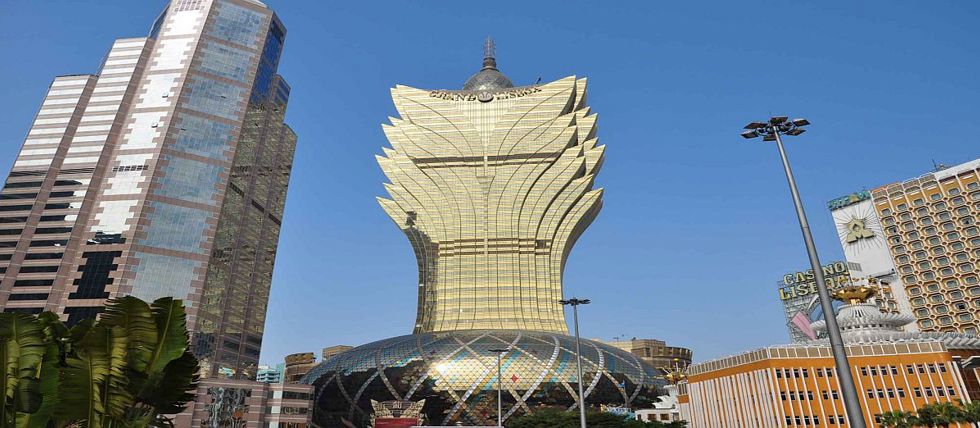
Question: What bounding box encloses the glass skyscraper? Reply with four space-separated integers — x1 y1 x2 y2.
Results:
0 0 295 380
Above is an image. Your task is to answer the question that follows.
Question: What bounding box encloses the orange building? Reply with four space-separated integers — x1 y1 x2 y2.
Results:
679 288 980 427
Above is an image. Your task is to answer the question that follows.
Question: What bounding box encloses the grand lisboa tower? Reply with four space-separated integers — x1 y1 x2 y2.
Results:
302 40 663 427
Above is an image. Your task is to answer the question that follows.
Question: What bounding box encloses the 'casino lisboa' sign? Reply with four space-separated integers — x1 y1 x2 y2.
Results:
778 261 853 301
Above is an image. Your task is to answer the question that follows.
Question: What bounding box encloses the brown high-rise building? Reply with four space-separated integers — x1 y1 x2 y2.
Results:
603 338 693 370
0 0 296 380
283 352 316 384
321 345 353 361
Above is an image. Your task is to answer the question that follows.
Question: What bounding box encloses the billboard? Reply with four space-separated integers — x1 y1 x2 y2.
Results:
374 419 419 428
776 261 854 342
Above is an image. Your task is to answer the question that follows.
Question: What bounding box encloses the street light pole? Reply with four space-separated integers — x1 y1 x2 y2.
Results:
488 347 509 427
560 298 591 428
742 117 866 428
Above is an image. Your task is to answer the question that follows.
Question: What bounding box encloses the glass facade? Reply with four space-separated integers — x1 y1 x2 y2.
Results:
129 252 203 303
154 155 226 206
172 115 236 161
0 0 296 382
137 202 213 254
182 76 247 121
194 74 295 379
302 330 663 427
198 41 253 82
206 1 265 48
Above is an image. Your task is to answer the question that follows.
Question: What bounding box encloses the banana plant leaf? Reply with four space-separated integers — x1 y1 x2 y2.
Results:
0 313 47 425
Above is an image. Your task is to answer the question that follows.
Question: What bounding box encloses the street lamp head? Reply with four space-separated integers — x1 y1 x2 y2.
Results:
744 121 768 130
559 298 591 306
741 130 760 139
785 128 806 136
762 134 777 141
769 116 788 125
791 118 810 127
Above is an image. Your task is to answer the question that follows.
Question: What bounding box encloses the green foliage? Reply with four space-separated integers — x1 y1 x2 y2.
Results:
0 312 48 427
960 400 980 424
879 400 980 427
879 410 918 428
506 408 687 428
913 401 963 428
0 296 199 428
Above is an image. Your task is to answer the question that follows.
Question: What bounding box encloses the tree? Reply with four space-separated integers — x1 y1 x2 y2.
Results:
507 408 578 428
507 408 687 428
0 312 49 427
0 296 199 427
625 418 687 428
960 400 980 424
915 401 964 428
879 410 918 428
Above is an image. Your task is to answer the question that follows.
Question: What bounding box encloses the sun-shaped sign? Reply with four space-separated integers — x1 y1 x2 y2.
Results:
844 218 875 243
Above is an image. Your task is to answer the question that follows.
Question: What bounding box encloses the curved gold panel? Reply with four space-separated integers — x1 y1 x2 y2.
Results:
377 77 604 333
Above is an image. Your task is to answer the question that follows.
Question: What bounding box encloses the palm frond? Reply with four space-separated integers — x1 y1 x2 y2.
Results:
0 313 47 421
100 296 157 373
138 298 191 402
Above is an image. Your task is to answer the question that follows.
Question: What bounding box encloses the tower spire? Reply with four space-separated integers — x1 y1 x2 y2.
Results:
482 37 497 70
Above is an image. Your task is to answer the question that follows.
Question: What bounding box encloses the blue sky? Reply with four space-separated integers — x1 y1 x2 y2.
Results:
1 1 977 366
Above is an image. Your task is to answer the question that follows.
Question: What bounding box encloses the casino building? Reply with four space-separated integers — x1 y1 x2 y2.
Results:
828 158 980 334
301 41 663 427
680 285 980 428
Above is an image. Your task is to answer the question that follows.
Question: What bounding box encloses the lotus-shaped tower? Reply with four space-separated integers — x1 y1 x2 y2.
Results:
303 41 660 427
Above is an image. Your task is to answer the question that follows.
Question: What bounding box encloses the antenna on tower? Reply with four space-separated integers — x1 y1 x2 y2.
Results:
482 37 497 70
484 37 495 59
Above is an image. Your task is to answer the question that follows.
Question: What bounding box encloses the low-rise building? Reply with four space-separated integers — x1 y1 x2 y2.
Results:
679 286 980 428
175 378 313 428
257 364 284 384
636 383 684 423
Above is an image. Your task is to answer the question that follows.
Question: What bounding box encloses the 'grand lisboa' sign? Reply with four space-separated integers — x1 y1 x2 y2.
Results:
429 86 542 102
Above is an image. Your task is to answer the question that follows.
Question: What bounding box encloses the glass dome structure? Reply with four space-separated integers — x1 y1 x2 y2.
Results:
461 37 514 91
301 330 663 427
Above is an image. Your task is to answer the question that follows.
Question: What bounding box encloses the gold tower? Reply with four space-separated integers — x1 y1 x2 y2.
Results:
376 41 604 333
